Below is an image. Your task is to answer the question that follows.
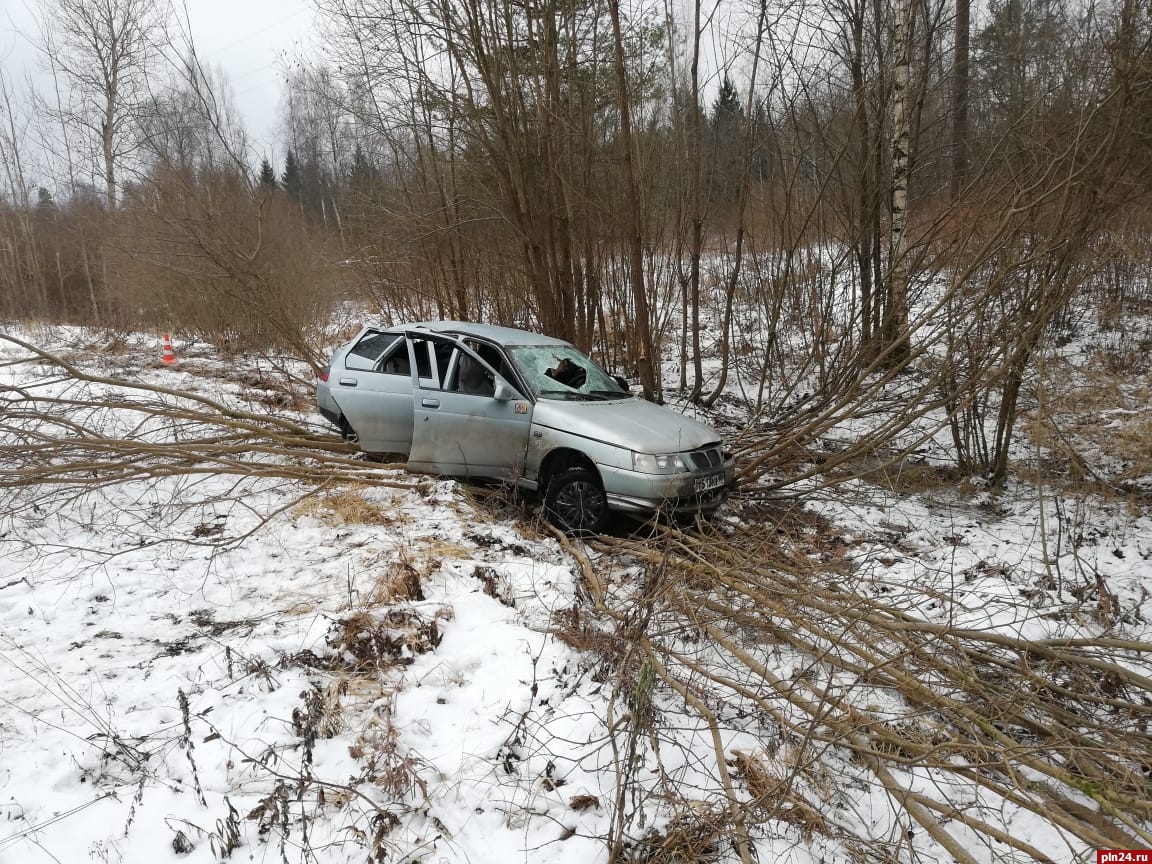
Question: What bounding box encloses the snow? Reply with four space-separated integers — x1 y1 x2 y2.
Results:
2 322 1151 863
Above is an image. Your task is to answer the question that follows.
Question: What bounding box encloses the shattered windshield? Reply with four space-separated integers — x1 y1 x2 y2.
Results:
505 345 629 401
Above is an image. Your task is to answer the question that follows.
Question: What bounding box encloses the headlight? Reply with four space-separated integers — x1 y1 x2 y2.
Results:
632 452 687 473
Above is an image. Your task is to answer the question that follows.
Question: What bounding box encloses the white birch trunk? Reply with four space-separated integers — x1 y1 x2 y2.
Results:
887 0 913 362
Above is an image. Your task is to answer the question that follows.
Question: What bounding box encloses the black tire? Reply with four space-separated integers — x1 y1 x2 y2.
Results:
544 469 608 535
337 415 358 442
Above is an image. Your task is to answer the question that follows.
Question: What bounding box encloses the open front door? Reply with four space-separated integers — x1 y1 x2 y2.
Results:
406 333 533 478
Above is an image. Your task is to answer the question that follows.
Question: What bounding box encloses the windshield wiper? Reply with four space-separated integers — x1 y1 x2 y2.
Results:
537 389 589 400
588 389 628 399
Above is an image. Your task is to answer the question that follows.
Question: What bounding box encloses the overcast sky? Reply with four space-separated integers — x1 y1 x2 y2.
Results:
0 0 316 160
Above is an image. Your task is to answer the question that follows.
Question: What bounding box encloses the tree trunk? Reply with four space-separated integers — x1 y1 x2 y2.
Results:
849 0 876 354
949 0 970 201
884 0 913 366
687 0 705 400
607 0 658 401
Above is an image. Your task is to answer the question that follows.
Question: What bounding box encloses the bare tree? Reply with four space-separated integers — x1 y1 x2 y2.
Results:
607 0 659 400
950 0 970 200
883 0 915 365
701 4 769 409
38 0 171 209
0 68 48 317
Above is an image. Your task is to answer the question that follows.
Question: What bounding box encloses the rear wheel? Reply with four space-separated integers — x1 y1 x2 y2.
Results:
337 415 358 442
544 469 608 535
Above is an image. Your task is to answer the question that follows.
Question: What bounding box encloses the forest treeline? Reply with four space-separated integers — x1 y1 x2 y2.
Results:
1 0 1150 481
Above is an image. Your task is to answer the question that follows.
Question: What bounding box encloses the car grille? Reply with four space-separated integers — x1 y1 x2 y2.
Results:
686 446 724 470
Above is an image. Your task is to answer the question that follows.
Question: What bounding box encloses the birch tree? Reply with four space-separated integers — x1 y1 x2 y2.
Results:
884 0 914 366
39 0 171 209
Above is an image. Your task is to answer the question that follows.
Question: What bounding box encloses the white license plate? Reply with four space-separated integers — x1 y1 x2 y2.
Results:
694 473 726 493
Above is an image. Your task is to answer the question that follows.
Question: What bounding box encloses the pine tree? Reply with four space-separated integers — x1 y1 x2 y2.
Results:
258 157 277 189
712 75 742 120
348 146 379 192
708 75 745 208
281 151 302 202
35 187 57 215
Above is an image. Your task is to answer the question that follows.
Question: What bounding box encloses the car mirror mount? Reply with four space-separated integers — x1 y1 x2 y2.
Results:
493 380 516 401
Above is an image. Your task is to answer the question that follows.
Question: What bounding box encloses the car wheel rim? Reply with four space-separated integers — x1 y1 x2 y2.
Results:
553 480 605 529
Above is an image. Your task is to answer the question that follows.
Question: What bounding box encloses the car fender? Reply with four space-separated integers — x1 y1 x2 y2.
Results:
525 423 631 488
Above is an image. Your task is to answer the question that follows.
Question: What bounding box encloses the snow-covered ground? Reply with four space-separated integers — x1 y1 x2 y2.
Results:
2 322 1150 863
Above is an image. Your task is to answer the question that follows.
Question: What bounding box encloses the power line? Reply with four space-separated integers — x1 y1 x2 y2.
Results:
198 6 311 60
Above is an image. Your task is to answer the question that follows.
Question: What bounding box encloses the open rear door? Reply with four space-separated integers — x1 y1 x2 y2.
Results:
329 331 415 454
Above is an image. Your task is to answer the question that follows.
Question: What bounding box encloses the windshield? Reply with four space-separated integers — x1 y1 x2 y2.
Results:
505 345 629 401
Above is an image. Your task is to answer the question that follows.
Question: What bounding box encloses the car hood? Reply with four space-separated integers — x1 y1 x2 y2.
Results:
532 398 721 454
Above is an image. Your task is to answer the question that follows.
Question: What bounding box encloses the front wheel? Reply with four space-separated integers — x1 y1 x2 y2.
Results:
544 469 608 535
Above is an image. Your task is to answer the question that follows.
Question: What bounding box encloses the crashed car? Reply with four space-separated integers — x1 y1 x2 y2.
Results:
317 321 735 532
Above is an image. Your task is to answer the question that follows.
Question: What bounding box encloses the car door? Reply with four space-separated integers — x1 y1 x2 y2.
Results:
328 331 416 454
406 332 534 479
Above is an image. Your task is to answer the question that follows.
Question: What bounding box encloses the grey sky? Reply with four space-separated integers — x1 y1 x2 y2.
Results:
0 0 314 159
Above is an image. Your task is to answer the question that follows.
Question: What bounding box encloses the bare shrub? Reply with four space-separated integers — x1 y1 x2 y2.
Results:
110 171 338 368
571 523 1152 861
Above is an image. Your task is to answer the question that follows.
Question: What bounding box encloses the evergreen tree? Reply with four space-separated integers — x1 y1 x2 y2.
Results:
708 75 745 208
282 151 302 202
35 187 58 215
348 145 379 193
712 75 742 121
258 157 277 188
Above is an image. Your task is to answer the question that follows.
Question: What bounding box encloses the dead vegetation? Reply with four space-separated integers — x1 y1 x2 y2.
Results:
4 319 1152 862
555 518 1152 862
0 333 413 509
293 486 402 527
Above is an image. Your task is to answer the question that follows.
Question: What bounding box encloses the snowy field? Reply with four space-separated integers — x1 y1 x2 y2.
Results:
2 324 1151 863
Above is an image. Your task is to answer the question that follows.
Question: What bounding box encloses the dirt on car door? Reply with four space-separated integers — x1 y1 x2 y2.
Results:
329 334 416 454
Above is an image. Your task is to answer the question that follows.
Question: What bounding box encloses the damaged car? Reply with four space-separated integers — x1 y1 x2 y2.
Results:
317 321 735 533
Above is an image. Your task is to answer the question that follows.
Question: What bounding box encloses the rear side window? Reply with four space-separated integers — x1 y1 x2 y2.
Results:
345 331 402 370
378 340 410 375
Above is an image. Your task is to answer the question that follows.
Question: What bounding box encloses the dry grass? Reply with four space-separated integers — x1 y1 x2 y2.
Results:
295 487 401 527
343 553 426 609
326 608 449 673
1018 352 1152 494
628 807 732 864
874 462 966 495
1115 416 1152 479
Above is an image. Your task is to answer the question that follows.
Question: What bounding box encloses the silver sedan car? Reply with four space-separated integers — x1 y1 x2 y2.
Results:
317 321 735 532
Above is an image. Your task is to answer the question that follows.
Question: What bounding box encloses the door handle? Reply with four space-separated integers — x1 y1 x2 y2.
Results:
421 398 440 408
338 377 357 386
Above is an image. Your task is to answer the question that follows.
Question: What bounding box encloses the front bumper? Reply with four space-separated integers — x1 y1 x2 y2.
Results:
599 455 736 515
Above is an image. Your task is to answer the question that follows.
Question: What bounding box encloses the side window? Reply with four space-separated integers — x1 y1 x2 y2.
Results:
409 337 439 387
473 343 509 380
345 331 401 371
377 339 410 375
448 349 496 397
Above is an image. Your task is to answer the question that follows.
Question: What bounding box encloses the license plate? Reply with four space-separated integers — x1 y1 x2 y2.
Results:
694 473 726 493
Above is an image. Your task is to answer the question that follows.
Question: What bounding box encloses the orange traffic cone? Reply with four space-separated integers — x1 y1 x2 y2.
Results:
161 333 177 365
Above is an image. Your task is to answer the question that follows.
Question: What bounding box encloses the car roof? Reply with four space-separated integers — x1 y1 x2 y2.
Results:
403 320 572 347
